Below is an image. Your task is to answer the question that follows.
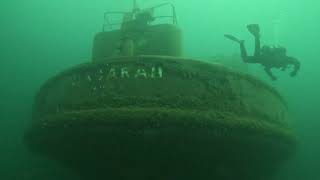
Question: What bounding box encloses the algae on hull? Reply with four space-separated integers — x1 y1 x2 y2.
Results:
26 56 296 180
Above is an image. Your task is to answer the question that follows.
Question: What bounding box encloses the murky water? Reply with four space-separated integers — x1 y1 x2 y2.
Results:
1 0 319 179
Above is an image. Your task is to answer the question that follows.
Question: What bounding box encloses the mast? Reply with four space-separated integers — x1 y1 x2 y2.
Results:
133 0 138 9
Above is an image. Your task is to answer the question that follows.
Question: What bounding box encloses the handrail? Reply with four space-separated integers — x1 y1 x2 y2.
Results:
102 11 127 31
102 2 177 31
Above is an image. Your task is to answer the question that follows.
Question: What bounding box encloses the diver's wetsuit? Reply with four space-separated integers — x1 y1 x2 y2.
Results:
225 24 300 81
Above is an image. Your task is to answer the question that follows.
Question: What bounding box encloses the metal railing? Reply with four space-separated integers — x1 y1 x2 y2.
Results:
102 2 177 31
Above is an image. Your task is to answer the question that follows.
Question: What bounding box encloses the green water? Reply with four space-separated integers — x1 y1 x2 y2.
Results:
0 0 319 179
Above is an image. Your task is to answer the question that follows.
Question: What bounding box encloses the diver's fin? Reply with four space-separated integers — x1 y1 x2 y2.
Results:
247 24 260 37
224 34 242 43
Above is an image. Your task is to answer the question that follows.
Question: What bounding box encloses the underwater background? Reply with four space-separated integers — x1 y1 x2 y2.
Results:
0 0 319 179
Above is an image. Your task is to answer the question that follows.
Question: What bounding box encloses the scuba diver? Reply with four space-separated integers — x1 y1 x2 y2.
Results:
118 7 155 56
224 24 300 81
121 8 155 32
